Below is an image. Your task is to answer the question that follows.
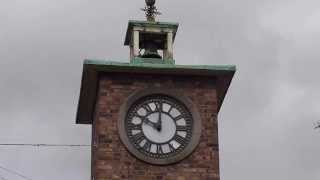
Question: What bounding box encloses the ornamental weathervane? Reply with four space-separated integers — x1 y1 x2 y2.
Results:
142 0 161 21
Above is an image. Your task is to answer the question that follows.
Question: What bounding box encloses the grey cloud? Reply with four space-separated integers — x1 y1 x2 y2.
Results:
0 0 319 179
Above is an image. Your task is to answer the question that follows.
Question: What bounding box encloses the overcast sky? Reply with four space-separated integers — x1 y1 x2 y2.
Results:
1 0 320 179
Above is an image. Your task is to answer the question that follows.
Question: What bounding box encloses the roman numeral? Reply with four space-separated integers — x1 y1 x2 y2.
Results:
156 145 163 154
135 112 142 117
174 115 183 121
127 124 141 130
142 104 152 113
132 133 144 143
143 141 152 152
174 135 187 145
176 126 187 131
155 101 162 112
168 143 175 152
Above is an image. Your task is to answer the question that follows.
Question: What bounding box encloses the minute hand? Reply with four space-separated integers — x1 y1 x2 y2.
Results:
157 102 162 131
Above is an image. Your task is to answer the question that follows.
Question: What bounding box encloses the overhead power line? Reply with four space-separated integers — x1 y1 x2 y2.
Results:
0 165 32 180
0 145 90 180
0 144 90 148
0 174 8 180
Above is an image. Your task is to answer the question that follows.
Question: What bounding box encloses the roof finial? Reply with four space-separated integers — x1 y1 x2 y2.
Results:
142 0 161 22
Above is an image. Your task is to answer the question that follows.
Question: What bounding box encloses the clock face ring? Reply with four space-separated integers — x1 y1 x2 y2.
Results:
118 88 202 165
126 95 193 159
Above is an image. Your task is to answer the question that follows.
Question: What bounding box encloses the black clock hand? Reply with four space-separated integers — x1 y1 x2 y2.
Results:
157 102 162 131
154 112 161 131
143 117 158 130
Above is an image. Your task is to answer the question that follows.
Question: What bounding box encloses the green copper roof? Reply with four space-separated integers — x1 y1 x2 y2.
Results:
76 59 236 124
124 20 179 46
84 59 235 74
127 20 179 28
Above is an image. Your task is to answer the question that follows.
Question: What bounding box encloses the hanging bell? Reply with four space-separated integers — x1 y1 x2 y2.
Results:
141 40 162 59
145 0 156 7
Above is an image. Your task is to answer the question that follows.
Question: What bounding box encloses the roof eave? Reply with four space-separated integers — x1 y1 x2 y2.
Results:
76 60 236 124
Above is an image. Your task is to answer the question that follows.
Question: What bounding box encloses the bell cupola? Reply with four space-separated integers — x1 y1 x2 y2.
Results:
124 0 178 64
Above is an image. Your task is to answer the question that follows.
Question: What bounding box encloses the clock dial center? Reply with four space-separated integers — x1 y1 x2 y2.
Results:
142 113 176 144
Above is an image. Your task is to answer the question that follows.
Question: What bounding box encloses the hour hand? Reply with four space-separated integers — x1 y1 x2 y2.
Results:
143 117 159 130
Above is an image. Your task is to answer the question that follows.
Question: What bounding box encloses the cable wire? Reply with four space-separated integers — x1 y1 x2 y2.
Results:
0 144 90 148
0 144 90 179
0 165 32 180
0 174 8 180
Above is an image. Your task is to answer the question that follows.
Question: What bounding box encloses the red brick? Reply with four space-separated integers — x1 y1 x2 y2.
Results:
92 73 220 179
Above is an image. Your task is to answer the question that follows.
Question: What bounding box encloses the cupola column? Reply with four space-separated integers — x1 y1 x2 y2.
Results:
164 31 173 60
133 30 140 58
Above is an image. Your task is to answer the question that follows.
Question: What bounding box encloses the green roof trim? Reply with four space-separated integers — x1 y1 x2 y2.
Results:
130 57 175 65
127 20 179 28
76 59 236 124
84 59 236 72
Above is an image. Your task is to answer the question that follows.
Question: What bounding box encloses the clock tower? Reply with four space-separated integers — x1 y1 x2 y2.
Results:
76 1 235 179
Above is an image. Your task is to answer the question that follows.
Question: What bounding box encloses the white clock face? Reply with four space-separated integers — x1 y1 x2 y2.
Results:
125 95 193 159
141 112 176 144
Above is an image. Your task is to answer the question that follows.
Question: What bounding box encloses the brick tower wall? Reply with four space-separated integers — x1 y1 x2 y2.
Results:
92 72 220 180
